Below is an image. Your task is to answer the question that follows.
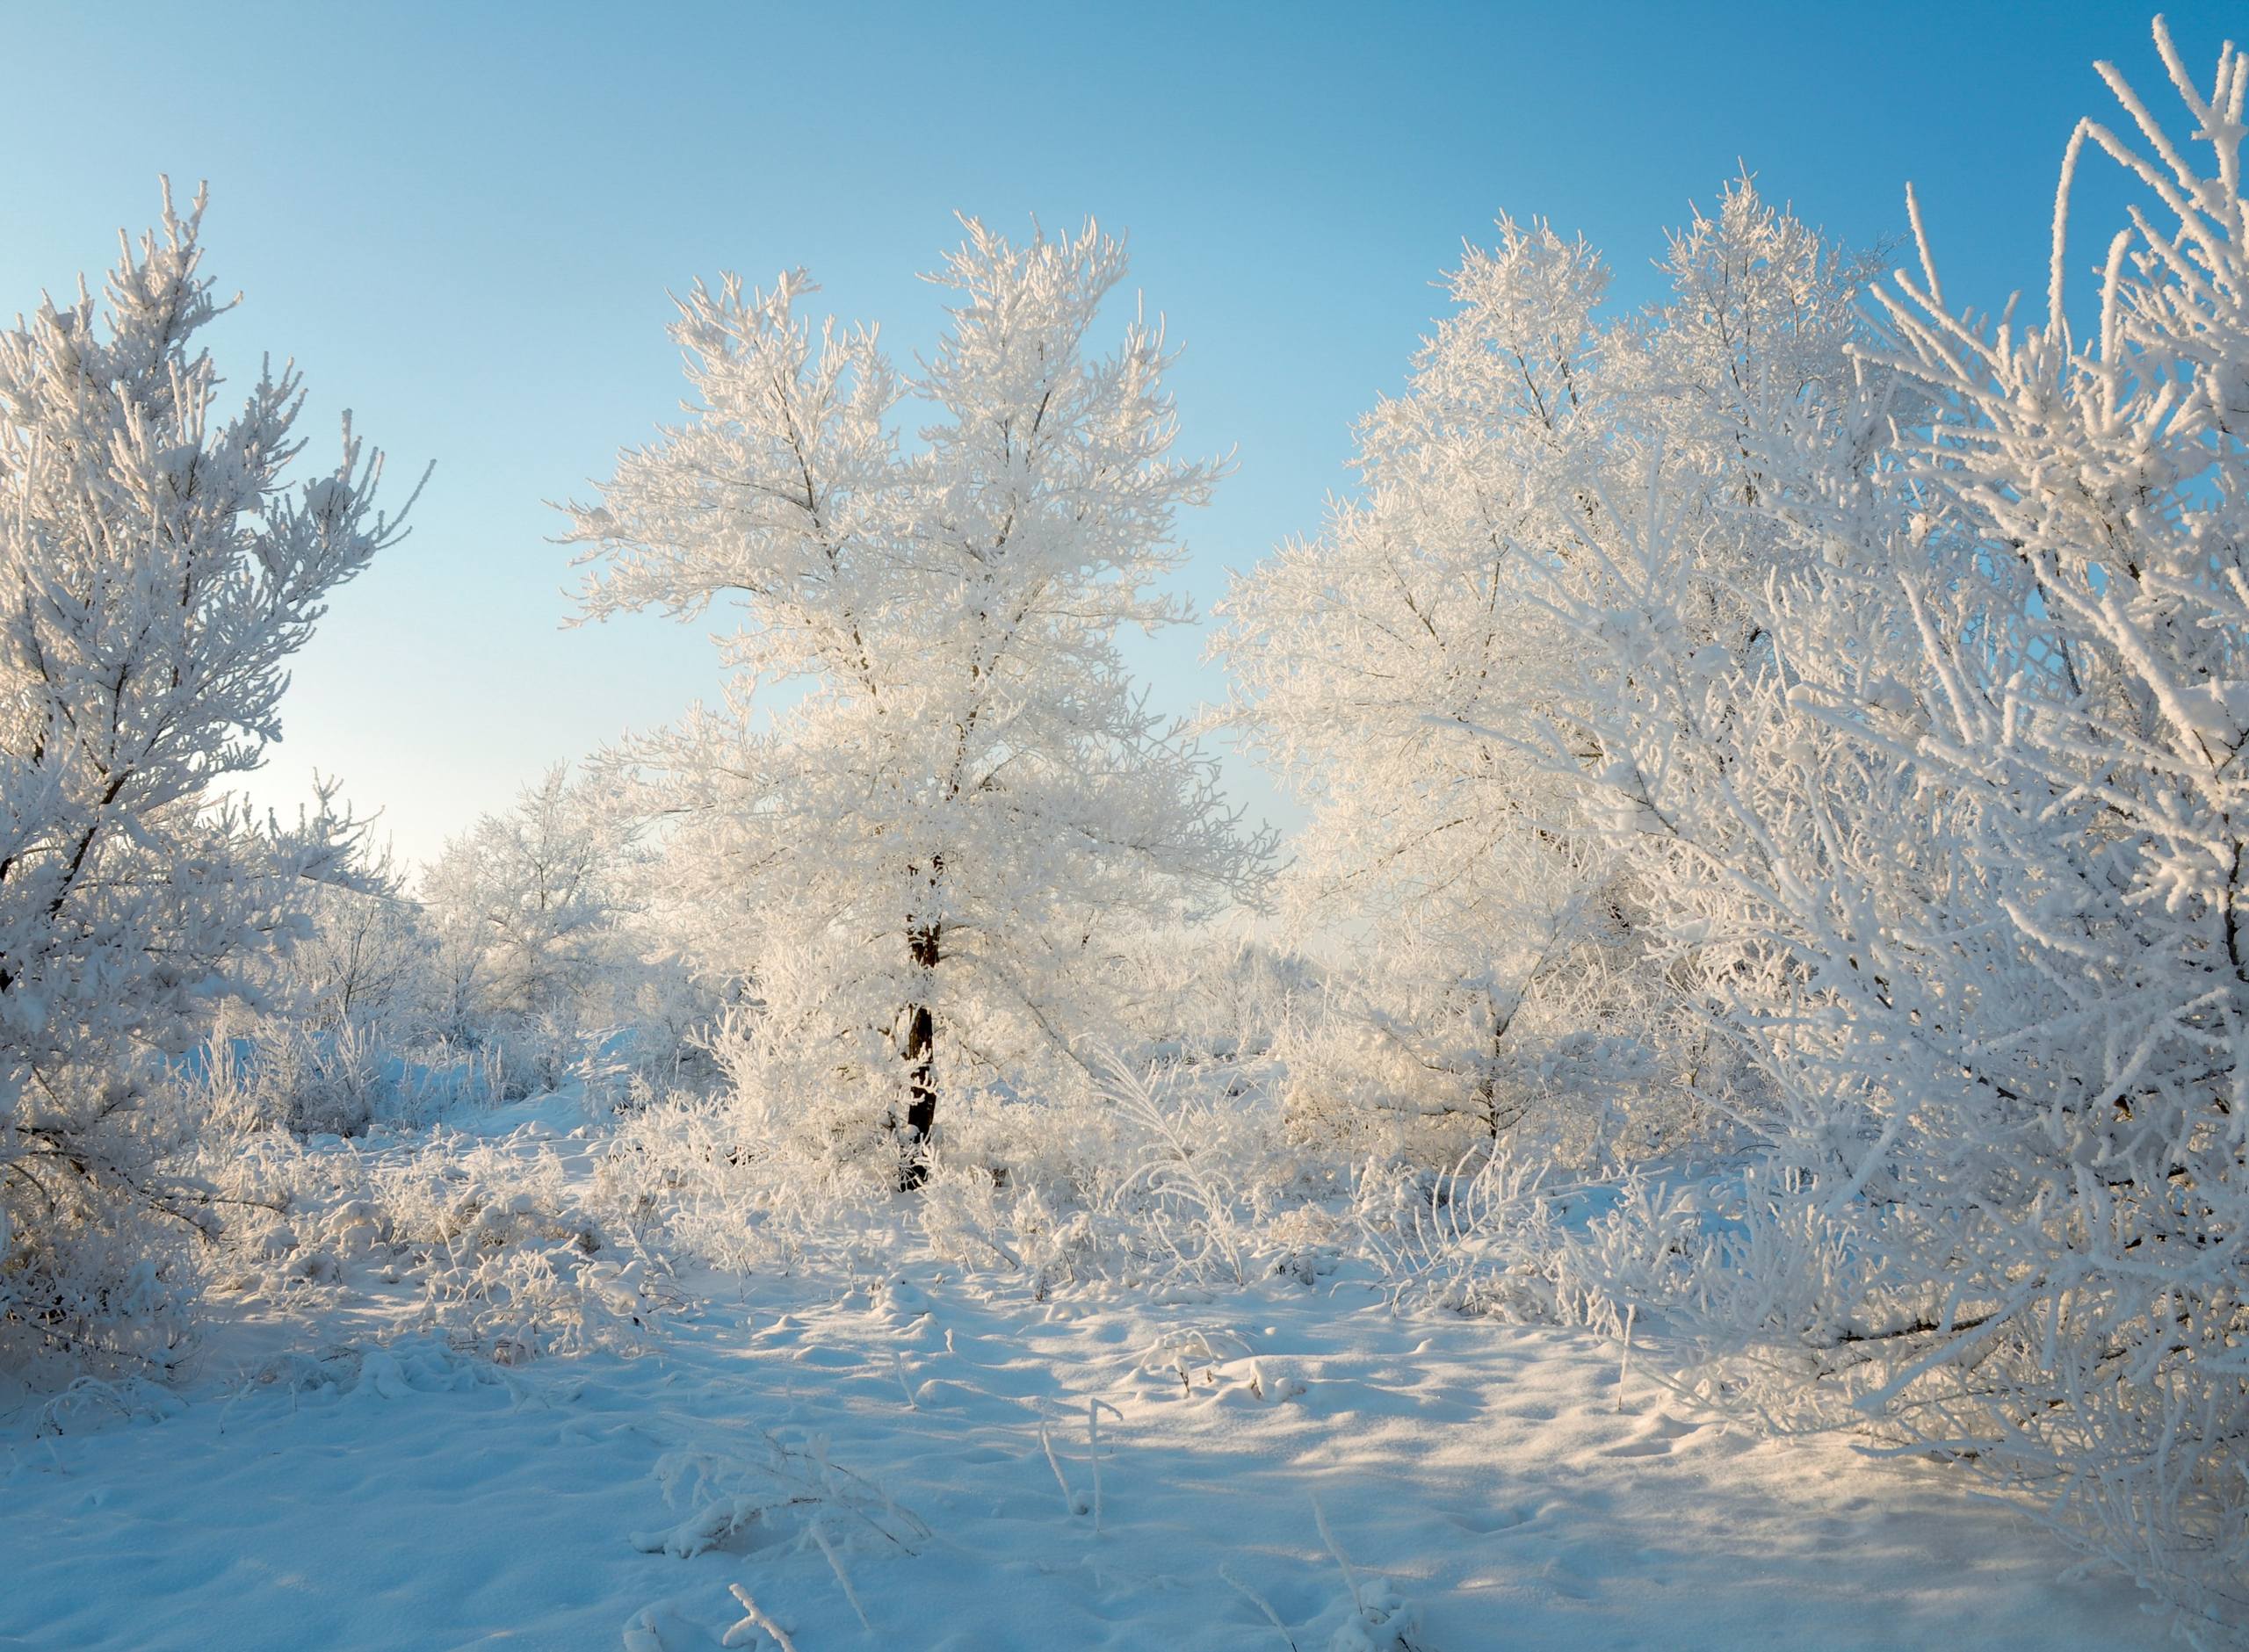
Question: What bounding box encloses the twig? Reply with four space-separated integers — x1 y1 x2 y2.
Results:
1616 1302 1636 1413
724 1583 799 1652
1312 1496 1363 1614
1038 1421 1076 1515
1088 1396 1123 1536
1219 1562 1298 1650
811 1520 871 1632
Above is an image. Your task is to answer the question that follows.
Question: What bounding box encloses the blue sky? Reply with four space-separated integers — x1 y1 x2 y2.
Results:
2 2 2234 864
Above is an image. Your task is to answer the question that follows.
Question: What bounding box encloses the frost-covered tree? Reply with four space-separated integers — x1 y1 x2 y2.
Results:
286 884 430 1037
1216 218 1609 1151
0 186 409 1366
1217 182 1877 1157
570 222 1269 1182
412 762 712 1098
422 764 622 1032
1529 20 2249 1624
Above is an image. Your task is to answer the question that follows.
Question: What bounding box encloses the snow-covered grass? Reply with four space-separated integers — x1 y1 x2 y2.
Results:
0 1095 2168 1650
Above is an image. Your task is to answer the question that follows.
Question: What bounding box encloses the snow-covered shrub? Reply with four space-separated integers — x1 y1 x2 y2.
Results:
382 1139 665 1361
0 187 409 1374
195 1125 671 1363
589 1051 1302 1301
1103 928 1313 1069
176 1013 508 1141
604 937 727 1098
894 1056 1283 1294
589 1086 922 1280
1271 935 1681 1168
251 1019 383 1138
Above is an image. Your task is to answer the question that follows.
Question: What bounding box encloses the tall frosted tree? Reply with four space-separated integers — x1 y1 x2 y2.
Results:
570 221 1267 1183
0 187 409 1365
1216 182 1877 1155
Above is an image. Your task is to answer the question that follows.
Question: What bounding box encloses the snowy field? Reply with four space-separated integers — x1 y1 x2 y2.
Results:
1 1100 2159 1652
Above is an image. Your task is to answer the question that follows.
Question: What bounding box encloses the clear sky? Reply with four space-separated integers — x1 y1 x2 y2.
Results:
2 2 2234 866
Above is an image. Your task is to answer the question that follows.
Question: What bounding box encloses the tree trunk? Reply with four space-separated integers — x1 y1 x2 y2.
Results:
1474 988 1518 1143
898 921 940 1190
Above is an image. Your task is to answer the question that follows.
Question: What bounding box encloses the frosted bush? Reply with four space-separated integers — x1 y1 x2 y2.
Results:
630 1432 929 1563
361 1137 668 1359
1274 959 1692 1171
176 1119 672 1365
586 1053 1305 1300
178 1014 507 1141
1103 929 1313 1067
0 1168 200 1378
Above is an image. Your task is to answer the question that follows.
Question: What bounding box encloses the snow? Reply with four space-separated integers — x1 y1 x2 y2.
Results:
0 1114 2157 1651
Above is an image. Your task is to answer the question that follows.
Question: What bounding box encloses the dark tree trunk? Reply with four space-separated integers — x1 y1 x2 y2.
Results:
898 921 941 1190
1474 989 1519 1143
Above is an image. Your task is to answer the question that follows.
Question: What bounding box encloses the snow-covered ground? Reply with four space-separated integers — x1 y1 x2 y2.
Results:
0 1105 2162 1651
